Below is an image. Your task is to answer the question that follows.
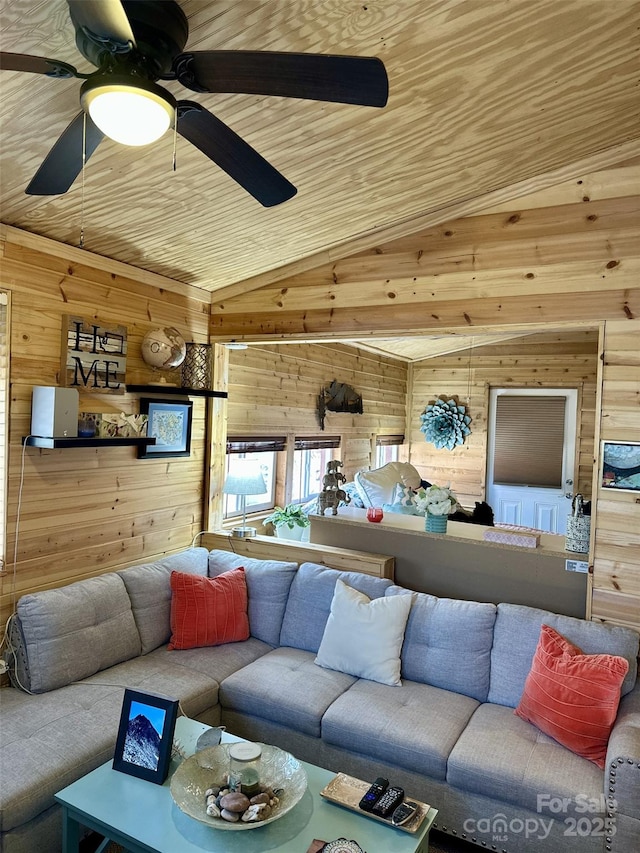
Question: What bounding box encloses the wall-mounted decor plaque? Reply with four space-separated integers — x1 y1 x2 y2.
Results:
62 315 127 393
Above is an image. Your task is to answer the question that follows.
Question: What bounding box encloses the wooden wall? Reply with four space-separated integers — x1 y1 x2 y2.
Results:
227 342 407 486
406 330 599 508
0 227 210 627
590 319 640 630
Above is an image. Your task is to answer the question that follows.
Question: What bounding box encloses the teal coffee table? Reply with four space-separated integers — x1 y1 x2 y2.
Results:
55 717 437 853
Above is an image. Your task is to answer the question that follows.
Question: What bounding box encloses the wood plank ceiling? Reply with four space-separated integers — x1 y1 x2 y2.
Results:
1 0 639 301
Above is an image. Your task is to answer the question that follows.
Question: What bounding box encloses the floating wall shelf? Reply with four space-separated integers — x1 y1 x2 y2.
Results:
126 385 228 399
23 436 157 449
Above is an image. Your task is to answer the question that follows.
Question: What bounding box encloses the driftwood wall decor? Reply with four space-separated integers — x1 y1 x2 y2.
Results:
317 379 363 431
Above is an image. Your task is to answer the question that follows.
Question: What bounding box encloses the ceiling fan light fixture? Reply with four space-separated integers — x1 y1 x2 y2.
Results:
80 76 176 146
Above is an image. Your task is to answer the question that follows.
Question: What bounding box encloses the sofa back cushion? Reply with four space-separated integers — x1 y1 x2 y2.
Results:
488 602 640 707
385 586 496 700
208 550 298 646
280 562 393 652
12 572 141 693
118 548 209 654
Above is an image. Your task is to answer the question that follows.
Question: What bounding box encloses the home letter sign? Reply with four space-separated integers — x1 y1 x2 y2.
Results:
62 315 127 394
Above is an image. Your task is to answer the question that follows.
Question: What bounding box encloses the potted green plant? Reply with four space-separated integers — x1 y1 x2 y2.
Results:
263 504 311 540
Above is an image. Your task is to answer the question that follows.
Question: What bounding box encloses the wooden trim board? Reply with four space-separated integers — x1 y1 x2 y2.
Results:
202 532 394 579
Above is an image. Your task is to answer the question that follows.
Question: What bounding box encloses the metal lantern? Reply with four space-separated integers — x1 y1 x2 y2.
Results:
181 342 212 390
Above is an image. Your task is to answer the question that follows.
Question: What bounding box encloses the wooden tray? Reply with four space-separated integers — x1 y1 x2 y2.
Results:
320 772 432 834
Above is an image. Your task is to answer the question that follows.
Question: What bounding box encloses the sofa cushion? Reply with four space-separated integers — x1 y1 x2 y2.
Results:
315 580 412 686
168 568 249 651
279 562 393 653
219 647 356 737
12 573 141 694
82 651 221 720
118 548 209 654
208 550 297 647
447 702 603 814
514 624 629 768
354 462 422 507
160 637 272 685
322 679 479 780
0 682 127 833
385 587 497 701
488 603 639 708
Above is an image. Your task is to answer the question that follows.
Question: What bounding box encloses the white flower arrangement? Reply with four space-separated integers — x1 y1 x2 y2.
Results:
414 484 458 516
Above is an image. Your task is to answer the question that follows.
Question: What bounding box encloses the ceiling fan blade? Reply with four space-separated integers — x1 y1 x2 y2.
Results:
0 51 80 78
171 51 389 107
177 101 297 208
66 0 136 48
26 112 104 196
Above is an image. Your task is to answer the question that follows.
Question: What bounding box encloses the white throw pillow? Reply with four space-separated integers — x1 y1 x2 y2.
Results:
315 580 413 686
354 462 421 507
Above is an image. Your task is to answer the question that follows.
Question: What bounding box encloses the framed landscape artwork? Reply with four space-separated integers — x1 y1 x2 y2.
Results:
600 441 640 493
113 689 179 784
138 398 193 459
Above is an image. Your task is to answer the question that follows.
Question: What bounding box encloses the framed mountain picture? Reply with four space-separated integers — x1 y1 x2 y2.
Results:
113 689 179 784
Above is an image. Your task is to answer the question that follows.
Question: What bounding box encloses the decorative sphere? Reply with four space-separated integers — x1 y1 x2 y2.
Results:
141 327 187 370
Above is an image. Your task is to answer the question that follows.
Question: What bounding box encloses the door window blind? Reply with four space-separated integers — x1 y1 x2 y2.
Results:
493 395 566 488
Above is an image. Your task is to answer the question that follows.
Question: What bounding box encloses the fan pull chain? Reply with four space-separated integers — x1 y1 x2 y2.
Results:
466 337 475 405
79 112 86 249
173 106 178 171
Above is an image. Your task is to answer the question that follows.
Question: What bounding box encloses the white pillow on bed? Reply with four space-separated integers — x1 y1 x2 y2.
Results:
354 462 421 507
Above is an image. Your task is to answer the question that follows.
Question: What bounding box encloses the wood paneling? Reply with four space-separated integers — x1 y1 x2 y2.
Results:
209 160 640 340
227 342 407 483
0 235 209 626
1 1 639 290
591 319 640 630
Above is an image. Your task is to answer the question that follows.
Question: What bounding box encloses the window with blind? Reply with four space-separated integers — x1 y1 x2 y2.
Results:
376 434 404 467
223 436 283 517
0 292 8 568
493 395 566 487
292 436 341 504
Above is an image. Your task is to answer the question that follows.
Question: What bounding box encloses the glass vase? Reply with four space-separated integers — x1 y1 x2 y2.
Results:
425 511 448 533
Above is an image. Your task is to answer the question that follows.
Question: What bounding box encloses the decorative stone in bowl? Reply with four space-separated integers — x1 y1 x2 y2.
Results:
170 743 307 830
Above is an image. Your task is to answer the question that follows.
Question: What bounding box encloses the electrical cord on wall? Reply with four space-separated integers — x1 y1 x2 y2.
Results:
1 437 32 684
190 530 208 548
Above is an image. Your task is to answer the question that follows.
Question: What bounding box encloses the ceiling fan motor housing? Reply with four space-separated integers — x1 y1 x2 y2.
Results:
72 0 189 79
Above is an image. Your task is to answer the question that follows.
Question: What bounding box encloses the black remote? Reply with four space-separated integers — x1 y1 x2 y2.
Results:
358 776 388 812
391 800 419 826
372 785 404 818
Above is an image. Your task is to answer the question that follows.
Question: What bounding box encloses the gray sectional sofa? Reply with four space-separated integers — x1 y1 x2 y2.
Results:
1 546 639 853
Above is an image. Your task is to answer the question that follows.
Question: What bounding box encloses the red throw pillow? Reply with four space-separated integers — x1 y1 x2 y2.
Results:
168 568 249 650
515 624 629 768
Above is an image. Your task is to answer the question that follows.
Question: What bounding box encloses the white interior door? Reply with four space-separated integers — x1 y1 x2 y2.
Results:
486 388 578 534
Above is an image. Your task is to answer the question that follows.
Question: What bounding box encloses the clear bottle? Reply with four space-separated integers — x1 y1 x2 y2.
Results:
228 742 262 797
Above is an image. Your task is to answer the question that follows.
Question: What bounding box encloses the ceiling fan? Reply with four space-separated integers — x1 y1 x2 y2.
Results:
0 0 389 207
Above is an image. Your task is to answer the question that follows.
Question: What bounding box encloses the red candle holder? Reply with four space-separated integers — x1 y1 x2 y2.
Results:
366 507 384 523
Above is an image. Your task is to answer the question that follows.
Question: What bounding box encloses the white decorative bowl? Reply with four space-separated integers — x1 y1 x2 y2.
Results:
170 743 307 830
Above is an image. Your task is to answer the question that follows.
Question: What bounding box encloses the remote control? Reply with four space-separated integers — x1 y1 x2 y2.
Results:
372 785 404 818
358 776 388 812
391 800 419 826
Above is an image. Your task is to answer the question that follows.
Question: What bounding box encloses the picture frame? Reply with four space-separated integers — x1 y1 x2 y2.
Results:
113 689 179 784
600 440 640 493
138 398 193 459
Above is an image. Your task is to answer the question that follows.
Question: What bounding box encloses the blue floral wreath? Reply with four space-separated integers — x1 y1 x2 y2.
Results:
420 397 472 450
